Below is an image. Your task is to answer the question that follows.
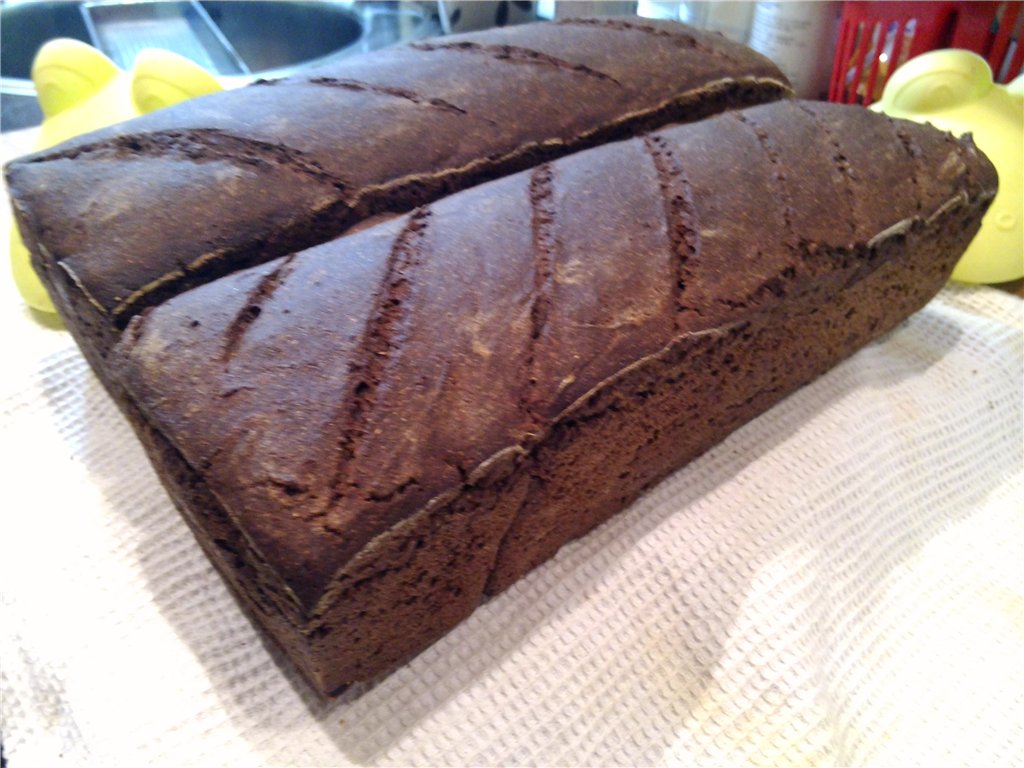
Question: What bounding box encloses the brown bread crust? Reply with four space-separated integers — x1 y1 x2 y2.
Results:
5 18 790 377
109 101 997 694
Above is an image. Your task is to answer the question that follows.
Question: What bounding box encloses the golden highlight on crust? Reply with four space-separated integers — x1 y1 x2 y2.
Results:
58 262 108 316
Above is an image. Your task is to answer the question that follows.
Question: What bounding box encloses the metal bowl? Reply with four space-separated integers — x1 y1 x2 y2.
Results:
0 1 439 131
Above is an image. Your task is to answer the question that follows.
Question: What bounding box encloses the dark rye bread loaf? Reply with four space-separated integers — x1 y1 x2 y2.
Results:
109 101 997 695
5 18 790 375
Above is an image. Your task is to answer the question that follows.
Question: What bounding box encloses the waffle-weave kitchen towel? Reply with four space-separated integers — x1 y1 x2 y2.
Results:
1 278 1022 767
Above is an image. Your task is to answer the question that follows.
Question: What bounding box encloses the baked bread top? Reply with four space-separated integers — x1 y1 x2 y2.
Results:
110 100 998 613
6 18 789 331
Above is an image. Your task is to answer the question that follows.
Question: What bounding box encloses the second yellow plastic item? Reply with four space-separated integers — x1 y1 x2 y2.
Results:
872 49 1024 285
11 39 223 313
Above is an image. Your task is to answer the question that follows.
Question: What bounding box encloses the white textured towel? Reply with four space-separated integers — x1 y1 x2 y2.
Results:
2 129 1023 767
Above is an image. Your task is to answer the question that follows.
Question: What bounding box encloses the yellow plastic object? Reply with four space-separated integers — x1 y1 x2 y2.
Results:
872 49 1024 285
10 39 222 313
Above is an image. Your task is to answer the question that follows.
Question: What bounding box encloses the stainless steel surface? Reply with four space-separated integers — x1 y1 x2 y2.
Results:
82 0 250 75
2 1 93 82
0 1 443 131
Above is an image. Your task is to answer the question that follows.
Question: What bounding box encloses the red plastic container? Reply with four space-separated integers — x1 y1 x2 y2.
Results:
829 1 1023 105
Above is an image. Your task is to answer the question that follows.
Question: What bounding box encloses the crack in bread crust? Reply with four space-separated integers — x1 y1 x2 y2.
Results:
641 133 702 324
891 119 925 215
520 164 559 426
730 110 797 244
555 17 745 65
303 77 470 116
409 40 623 86
23 128 352 194
796 103 859 241
320 208 433 527
220 255 298 365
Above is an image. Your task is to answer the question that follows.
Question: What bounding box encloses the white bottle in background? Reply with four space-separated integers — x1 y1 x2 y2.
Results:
642 2 755 45
636 0 683 20
555 1 638 18
748 1 839 99
703 2 755 45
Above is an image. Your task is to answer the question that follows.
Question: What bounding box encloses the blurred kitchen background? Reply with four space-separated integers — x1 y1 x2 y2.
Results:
2 0 1021 131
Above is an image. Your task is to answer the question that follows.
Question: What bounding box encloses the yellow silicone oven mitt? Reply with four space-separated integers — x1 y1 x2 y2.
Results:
11 39 222 313
872 50 1024 284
